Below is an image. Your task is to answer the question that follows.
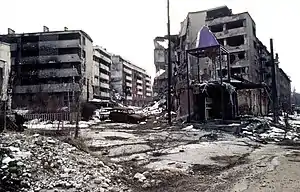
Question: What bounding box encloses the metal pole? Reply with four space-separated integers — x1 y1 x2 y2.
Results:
4 101 6 131
186 51 191 122
270 38 278 123
167 0 172 125
219 48 224 120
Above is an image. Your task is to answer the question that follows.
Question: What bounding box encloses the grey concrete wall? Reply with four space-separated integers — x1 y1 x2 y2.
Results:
82 34 94 102
0 42 11 104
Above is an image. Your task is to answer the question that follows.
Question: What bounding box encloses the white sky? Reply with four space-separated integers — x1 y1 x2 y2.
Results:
1 0 299 90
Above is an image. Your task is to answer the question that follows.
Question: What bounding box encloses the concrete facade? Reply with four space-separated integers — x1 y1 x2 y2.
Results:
0 42 11 109
111 55 152 107
92 46 111 104
0 28 94 111
154 6 291 117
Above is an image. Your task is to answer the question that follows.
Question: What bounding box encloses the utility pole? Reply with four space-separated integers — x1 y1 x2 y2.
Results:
270 39 278 123
167 0 172 125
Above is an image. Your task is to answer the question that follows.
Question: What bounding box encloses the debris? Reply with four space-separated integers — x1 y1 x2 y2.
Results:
0 133 126 192
134 172 146 182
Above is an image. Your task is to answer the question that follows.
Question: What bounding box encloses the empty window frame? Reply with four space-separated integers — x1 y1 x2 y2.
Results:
227 35 244 47
226 19 244 30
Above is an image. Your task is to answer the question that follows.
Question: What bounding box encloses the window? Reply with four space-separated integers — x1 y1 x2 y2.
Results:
227 35 244 46
210 24 223 32
82 50 86 58
226 20 244 30
237 51 246 60
82 37 86 46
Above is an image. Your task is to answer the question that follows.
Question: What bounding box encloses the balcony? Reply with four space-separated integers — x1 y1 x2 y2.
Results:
124 68 132 75
21 54 82 64
146 82 151 86
126 82 132 87
14 83 80 94
100 64 110 72
39 39 81 49
225 44 249 53
214 27 246 39
126 75 132 81
100 82 110 89
137 91 143 95
100 73 109 80
126 96 133 100
146 93 152 97
146 87 152 92
38 68 79 78
137 85 143 90
137 79 143 84
100 91 110 98
99 54 111 64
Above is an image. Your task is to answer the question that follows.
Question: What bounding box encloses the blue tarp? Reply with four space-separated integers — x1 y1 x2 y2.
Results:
196 26 220 49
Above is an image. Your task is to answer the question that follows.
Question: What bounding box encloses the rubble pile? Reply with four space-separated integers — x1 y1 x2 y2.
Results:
139 99 166 116
0 133 128 192
241 117 300 143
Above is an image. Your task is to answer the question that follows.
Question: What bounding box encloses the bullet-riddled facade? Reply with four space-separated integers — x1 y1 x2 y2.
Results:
111 55 152 107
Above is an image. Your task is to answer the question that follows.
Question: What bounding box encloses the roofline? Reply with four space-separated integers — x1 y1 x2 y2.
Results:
112 55 149 75
279 68 291 82
0 29 93 42
0 41 10 46
93 45 111 56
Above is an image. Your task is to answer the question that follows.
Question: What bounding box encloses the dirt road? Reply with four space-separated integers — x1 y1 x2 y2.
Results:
80 121 300 192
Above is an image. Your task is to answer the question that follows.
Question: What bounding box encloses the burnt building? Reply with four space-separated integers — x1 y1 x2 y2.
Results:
92 46 111 106
0 27 94 111
0 42 11 109
153 6 291 119
277 67 291 112
111 55 152 107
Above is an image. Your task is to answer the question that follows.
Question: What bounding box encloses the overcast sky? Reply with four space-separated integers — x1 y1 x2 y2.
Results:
1 0 299 90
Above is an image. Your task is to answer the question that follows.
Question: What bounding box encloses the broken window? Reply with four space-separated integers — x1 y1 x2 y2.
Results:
252 26 256 37
226 35 244 47
237 51 246 60
230 54 236 64
253 41 257 50
82 37 86 46
218 39 224 46
210 24 223 33
226 19 244 30
58 48 80 55
58 33 80 41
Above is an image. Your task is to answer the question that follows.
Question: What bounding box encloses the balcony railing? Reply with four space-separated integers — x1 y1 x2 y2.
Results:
100 91 110 98
21 54 82 64
38 68 79 78
126 96 133 100
100 83 110 89
214 27 246 39
137 85 143 90
126 82 132 87
14 83 80 94
137 79 143 84
101 73 109 80
124 68 132 75
146 82 151 86
100 64 110 72
137 91 143 95
126 75 132 81
146 87 152 92
146 93 152 97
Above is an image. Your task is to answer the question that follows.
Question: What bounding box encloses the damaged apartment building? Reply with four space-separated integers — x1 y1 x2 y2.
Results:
91 46 111 106
154 6 291 120
0 42 12 110
0 27 95 111
111 55 152 107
